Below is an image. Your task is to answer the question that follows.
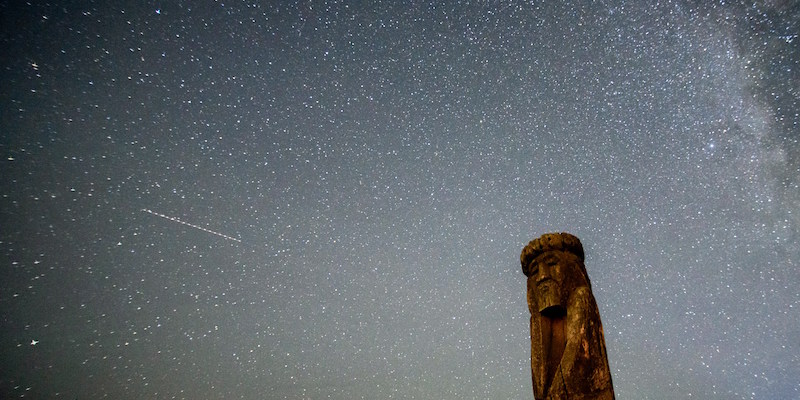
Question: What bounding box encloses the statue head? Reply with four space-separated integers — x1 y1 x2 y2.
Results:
521 233 590 315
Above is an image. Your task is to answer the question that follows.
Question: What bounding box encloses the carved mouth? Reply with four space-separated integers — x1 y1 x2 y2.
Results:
537 280 557 294
537 278 554 287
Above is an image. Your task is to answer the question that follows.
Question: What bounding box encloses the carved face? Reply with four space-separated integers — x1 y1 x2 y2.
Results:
529 251 583 316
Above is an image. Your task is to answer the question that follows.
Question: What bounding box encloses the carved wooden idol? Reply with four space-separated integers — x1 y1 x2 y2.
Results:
521 233 615 400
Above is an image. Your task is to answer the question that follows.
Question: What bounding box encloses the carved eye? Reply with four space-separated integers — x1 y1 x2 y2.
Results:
529 262 539 276
543 254 560 267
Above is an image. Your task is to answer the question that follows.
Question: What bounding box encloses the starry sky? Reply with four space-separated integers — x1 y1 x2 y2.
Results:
1 1 798 399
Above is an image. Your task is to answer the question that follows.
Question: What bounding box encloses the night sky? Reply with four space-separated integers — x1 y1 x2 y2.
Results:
1 1 798 399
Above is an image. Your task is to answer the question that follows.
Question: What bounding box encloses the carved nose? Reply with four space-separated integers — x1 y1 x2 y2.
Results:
536 264 552 282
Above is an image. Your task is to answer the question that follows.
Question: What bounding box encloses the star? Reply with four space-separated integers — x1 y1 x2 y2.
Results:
30 339 38 346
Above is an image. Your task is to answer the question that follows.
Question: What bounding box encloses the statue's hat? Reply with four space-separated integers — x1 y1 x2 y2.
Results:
521 232 584 277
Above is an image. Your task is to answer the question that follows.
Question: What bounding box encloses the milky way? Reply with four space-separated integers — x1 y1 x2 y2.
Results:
1 1 798 399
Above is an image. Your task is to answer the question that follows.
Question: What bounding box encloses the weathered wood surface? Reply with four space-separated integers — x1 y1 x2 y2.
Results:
521 233 615 400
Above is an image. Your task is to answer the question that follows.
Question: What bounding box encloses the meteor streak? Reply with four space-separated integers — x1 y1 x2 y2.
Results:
141 209 242 243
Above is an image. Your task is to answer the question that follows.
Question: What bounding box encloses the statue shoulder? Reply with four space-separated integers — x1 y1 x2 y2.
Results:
567 286 600 320
569 285 595 304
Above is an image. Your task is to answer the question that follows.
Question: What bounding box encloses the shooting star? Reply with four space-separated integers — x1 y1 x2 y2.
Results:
141 209 242 243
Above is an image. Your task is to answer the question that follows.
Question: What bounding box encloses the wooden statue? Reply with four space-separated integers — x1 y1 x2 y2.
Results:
521 233 615 400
